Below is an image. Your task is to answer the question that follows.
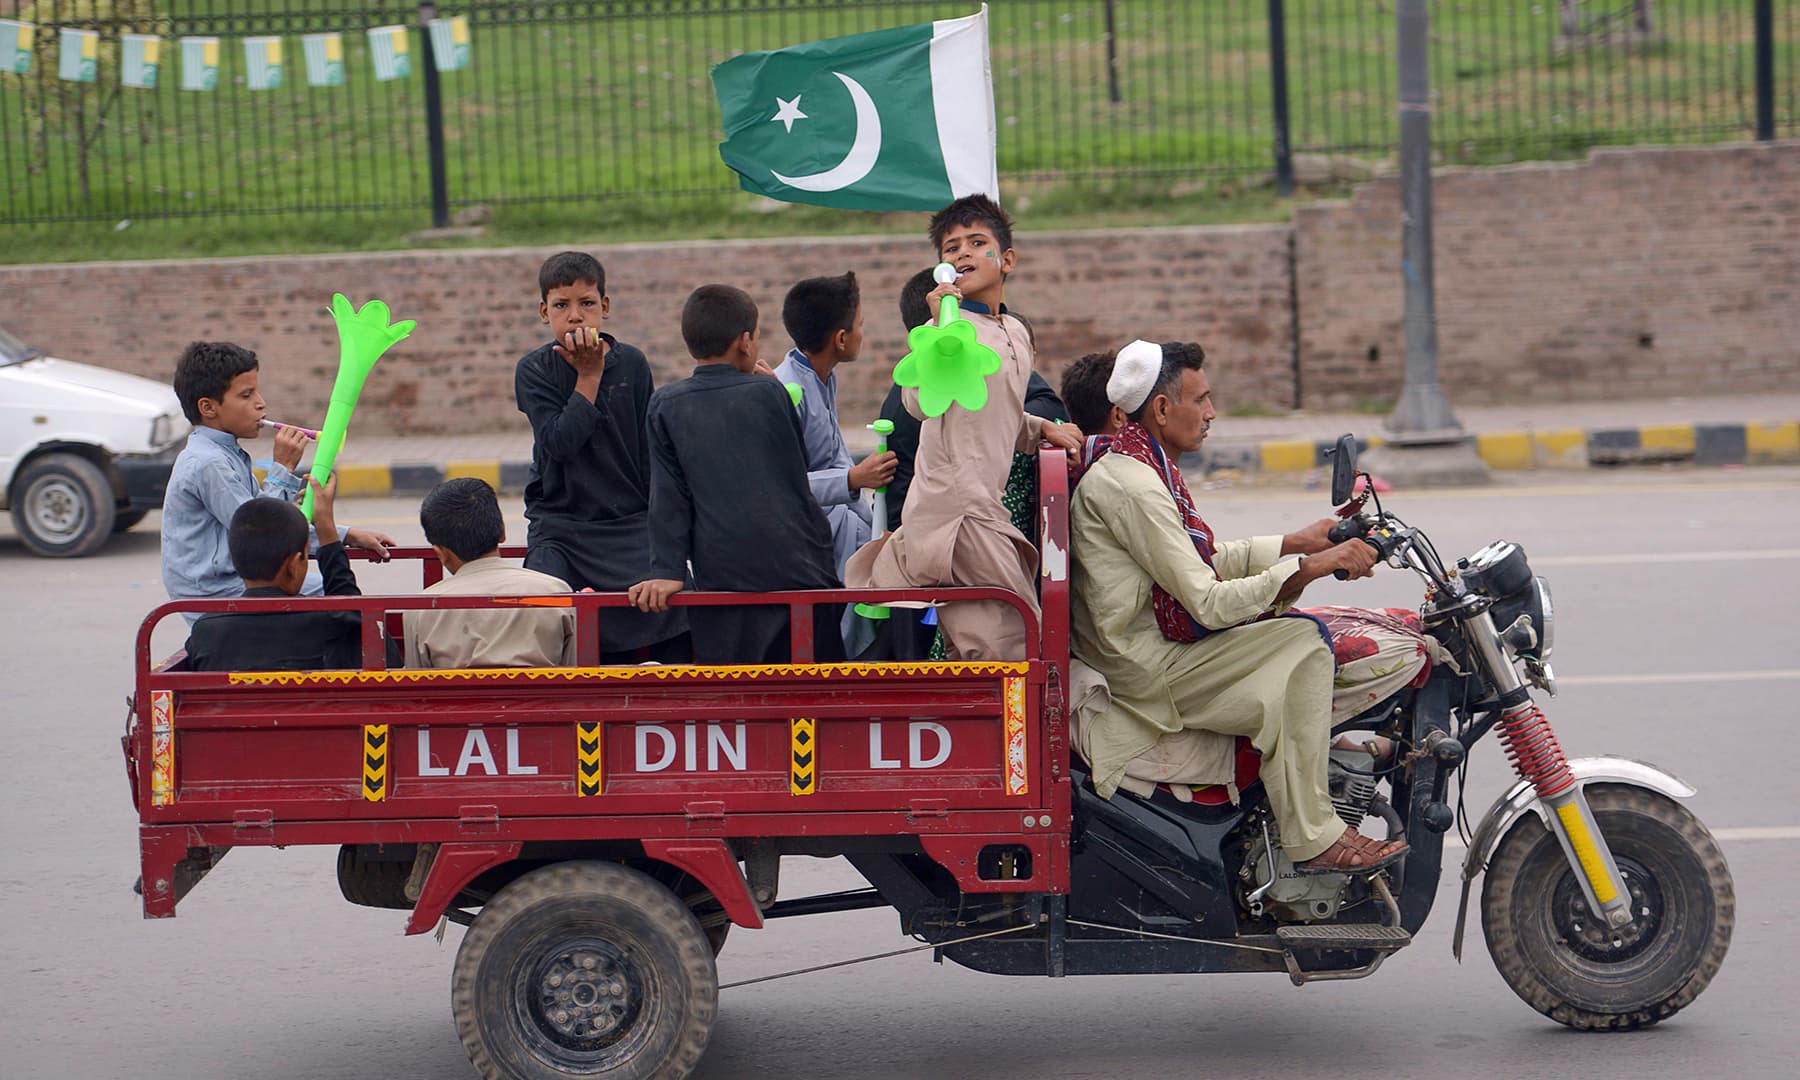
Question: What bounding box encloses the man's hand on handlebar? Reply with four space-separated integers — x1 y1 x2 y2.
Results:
1277 538 1379 604
1313 538 1380 581
1282 517 1340 556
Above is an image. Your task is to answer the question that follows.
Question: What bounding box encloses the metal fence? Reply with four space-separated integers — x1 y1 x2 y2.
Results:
1 0 1792 226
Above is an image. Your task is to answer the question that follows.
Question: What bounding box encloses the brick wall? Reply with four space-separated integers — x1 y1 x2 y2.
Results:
1293 141 1800 409
3 142 1795 435
0 226 1294 435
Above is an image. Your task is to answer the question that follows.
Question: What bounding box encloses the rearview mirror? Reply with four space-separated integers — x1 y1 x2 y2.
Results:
1328 434 1358 505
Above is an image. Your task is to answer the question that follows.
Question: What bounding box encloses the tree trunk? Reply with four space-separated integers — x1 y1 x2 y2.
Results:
1560 0 1580 38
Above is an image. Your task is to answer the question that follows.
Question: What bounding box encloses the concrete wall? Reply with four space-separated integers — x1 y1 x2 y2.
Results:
0 227 1293 434
1 141 1794 434
1293 141 1800 408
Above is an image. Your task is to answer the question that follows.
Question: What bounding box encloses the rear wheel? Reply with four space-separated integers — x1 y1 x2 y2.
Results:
335 844 414 909
1482 784 1733 1031
12 453 116 557
453 861 717 1080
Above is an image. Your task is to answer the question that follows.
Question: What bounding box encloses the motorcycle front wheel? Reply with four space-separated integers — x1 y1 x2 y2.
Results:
1481 783 1733 1031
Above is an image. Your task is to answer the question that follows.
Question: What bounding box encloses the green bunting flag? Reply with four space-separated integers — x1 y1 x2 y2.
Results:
243 36 283 91
710 4 998 212
121 34 160 89
303 32 345 87
57 27 97 83
0 20 32 75
429 15 470 72
368 25 411 81
180 36 219 91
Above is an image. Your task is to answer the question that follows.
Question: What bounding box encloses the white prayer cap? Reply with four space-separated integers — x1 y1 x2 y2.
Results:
1106 339 1163 413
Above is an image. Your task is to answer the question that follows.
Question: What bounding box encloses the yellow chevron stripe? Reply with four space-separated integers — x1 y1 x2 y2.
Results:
362 723 389 802
790 718 816 796
576 721 602 797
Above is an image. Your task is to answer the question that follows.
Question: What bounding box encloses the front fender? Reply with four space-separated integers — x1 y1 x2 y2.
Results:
1450 756 1695 959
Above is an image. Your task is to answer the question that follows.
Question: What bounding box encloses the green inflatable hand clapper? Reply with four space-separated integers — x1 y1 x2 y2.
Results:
299 294 417 520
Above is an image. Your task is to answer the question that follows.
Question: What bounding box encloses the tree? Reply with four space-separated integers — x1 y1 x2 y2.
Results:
16 1 164 203
1559 1 1657 40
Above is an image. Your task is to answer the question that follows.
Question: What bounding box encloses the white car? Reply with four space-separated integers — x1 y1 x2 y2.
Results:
1 324 190 557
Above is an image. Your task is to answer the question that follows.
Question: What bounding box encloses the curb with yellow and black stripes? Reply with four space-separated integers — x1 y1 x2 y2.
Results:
1197 420 1800 475
318 420 1800 496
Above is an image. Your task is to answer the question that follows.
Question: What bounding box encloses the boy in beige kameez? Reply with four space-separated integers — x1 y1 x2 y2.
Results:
845 196 1083 660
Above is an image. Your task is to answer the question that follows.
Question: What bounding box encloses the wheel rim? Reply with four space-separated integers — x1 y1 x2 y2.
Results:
1551 855 1665 964
514 933 655 1065
24 475 89 543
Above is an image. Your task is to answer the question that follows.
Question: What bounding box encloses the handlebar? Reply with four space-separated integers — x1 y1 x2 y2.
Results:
1325 515 1403 580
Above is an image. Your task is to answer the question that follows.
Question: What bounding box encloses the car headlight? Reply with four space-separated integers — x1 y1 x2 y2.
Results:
151 413 175 447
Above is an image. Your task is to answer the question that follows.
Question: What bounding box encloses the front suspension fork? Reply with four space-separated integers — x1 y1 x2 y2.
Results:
1465 611 1633 928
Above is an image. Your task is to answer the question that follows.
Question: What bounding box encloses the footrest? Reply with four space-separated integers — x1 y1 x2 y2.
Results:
1276 924 1413 952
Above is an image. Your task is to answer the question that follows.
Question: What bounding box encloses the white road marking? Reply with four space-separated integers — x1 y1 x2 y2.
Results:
1534 548 1800 567
1557 670 1800 687
1712 826 1800 842
1441 825 1799 851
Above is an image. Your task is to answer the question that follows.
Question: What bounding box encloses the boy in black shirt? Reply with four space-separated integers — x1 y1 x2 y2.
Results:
184 477 391 671
515 251 687 662
628 285 842 664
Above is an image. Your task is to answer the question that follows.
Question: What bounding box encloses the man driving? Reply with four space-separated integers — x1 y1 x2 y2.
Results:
1068 339 1408 874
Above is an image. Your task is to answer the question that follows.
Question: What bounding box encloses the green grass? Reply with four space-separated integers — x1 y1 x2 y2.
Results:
1 0 1790 262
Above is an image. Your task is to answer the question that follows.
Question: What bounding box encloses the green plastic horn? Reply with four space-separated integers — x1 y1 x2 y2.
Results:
299 294 417 520
891 263 1003 418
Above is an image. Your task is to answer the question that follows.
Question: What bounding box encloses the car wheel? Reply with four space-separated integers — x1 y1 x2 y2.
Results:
12 453 117 557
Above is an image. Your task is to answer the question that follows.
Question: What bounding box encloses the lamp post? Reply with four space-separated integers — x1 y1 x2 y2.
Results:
1362 0 1489 486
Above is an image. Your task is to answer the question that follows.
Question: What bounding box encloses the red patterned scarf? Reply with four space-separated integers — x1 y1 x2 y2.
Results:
1075 422 1218 642
1074 423 1331 652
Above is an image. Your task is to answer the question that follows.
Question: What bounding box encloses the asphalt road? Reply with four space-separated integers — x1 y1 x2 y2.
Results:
2 468 1796 1080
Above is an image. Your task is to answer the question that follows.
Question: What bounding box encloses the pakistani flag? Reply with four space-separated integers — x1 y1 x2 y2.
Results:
710 5 997 212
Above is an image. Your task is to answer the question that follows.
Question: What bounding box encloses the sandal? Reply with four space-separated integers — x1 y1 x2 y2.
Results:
1294 827 1408 875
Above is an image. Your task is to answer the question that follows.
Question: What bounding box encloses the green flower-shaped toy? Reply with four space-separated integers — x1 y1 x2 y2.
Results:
891 264 1002 418
300 294 416 520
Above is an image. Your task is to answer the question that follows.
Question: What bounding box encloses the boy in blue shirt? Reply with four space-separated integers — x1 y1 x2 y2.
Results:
160 342 392 618
774 271 897 575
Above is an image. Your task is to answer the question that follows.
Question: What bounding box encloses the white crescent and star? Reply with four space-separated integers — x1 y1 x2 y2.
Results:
769 71 881 193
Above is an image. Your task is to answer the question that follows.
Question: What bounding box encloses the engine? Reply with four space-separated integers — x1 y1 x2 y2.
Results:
1241 737 1401 923
1329 744 1381 829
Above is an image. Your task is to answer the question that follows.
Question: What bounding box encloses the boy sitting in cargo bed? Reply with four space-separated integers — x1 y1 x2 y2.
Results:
627 284 843 664
403 478 575 669
184 476 398 671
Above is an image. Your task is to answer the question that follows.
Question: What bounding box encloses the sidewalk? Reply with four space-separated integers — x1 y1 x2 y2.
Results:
321 392 1800 496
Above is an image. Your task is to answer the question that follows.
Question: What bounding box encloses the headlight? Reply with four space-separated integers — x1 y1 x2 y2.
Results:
151 413 175 447
1491 573 1554 662
1533 576 1554 660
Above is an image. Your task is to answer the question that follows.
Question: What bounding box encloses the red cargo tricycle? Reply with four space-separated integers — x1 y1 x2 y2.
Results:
125 443 1731 1079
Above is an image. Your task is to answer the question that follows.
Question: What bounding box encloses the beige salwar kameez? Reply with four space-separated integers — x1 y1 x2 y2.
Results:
1069 452 1343 861
845 310 1044 660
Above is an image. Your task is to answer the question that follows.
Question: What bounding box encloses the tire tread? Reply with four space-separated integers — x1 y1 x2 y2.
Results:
452 861 717 1080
